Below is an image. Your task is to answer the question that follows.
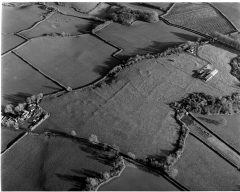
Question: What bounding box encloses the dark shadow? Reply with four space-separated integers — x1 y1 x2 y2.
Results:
56 173 86 191
93 56 121 77
117 41 183 61
42 85 62 91
72 168 102 179
171 32 199 42
75 21 102 33
2 92 32 105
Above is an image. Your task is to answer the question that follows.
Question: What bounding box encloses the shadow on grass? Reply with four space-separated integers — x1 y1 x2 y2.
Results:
93 56 121 77
75 20 102 33
2 92 32 105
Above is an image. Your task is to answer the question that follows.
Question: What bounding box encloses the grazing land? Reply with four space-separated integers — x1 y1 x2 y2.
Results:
96 20 200 59
1 52 62 105
14 35 120 89
1 34 26 54
19 12 101 38
1 134 113 191
174 135 240 190
100 164 179 191
163 3 236 35
2 4 50 34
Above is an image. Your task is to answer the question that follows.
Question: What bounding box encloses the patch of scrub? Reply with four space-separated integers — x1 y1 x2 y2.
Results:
14 35 120 88
19 12 101 38
2 4 50 34
99 164 179 191
1 34 25 54
96 20 200 59
175 135 240 190
1 53 62 105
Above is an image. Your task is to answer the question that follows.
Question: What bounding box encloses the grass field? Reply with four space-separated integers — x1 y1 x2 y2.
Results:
99 164 179 191
96 20 200 59
212 3 240 31
19 12 101 38
195 113 240 152
1 127 25 153
14 35 119 88
174 135 240 190
163 3 236 35
2 34 25 54
2 4 49 34
1 53 62 105
34 47 225 159
197 44 239 94
2 134 113 191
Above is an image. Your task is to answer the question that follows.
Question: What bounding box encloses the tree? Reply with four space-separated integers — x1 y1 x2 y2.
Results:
102 172 110 180
127 152 136 159
86 177 98 187
14 103 25 115
89 134 99 144
167 168 178 178
36 93 43 104
4 104 15 115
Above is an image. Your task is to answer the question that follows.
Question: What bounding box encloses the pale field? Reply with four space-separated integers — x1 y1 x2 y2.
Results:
19 12 101 39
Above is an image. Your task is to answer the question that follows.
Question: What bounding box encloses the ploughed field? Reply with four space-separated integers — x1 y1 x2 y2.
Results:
163 3 237 35
2 2 240 191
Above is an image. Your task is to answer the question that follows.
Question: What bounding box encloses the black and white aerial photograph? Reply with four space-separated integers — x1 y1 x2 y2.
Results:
1 0 240 191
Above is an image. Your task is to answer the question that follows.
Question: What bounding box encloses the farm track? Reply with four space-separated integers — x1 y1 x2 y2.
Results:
189 113 240 157
182 113 240 170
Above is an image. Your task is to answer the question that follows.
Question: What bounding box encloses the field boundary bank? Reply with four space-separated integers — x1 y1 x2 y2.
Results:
12 51 69 91
1 112 50 155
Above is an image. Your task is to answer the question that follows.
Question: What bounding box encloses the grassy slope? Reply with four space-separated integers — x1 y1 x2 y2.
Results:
96 20 200 59
99 165 179 191
14 35 119 89
175 135 240 190
2 4 49 34
19 12 101 38
2 134 112 191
